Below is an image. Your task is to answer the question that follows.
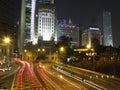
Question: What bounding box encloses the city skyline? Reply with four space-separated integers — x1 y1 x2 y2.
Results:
55 0 120 47
0 0 120 47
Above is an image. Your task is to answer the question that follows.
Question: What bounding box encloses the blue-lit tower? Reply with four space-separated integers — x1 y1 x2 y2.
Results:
98 11 113 46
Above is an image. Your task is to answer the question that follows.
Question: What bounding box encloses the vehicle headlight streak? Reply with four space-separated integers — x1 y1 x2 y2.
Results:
12 60 42 89
53 66 108 90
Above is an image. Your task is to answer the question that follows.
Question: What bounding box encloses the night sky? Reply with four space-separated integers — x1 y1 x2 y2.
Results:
55 0 120 47
14 0 120 47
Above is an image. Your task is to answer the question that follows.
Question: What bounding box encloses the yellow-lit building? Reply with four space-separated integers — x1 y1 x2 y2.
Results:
82 26 102 47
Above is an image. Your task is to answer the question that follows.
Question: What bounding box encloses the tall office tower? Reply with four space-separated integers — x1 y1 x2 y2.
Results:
19 0 36 53
19 0 55 53
98 11 113 46
35 0 56 43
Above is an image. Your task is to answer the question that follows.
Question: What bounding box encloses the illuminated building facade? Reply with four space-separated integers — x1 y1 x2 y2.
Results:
19 0 55 53
98 11 113 46
57 19 80 47
19 0 36 53
35 0 55 42
82 26 102 47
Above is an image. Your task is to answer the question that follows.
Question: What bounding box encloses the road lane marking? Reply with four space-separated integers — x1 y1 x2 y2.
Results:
11 74 16 90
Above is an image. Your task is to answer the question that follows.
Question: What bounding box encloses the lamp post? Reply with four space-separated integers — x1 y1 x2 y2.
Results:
86 44 95 70
24 49 27 60
59 46 65 62
60 47 64 52
86 44 91 49
3 37 11 68
37 48 46 60
92 48 95 70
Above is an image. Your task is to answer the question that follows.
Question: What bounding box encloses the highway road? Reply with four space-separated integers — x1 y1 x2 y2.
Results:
11 60 43 90
1 59 120 90
10 59 87 90
0 61 20 89
54 62 120 90
35 62 88 90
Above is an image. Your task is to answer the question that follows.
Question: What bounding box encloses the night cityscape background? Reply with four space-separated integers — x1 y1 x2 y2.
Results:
0 0 120 89
1 0 120 47
55 0 120 47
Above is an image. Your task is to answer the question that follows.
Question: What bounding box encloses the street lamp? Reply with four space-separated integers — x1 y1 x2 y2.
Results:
24 49 27 53
86 44 95 70
60 46 64 52
86 44 91 49
42 48 45 52
4 37 11 44
3 37 11 68
24 49 27 60
37 48 40 52
59 46 65 62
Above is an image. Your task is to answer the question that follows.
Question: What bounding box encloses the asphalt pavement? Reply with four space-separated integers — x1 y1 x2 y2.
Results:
0 61 20 89
0 62 20 79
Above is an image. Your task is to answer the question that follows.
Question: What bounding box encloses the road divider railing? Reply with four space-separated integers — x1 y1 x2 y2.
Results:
53 66 108 90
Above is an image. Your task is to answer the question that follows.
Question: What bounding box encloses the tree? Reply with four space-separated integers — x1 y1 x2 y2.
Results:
59 35 72 46
57 35 73 62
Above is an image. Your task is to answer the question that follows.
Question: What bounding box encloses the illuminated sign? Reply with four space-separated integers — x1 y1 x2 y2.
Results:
89 27 99 30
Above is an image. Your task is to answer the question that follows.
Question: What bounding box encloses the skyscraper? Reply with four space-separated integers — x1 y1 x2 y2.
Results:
19 0 36 53
98 11 113 46
19 0 55 53
35 0 55 43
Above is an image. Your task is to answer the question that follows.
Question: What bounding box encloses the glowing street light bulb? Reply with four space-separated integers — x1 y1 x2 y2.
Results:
60 47 64 52
86 44 91 49
38 48 40 52
24 49 27 52
3 37 11 68
4 37 11 44
42 48 45 52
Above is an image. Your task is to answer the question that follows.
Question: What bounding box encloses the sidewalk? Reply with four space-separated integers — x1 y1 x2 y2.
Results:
0 62 20 80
